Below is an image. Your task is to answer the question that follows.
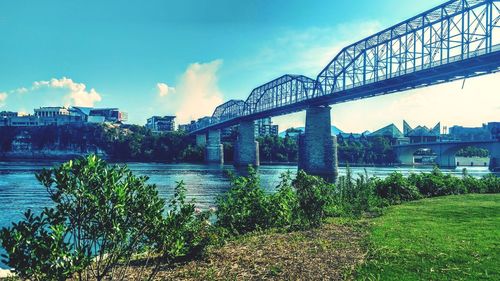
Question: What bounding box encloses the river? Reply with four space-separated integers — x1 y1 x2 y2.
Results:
0 161 494 268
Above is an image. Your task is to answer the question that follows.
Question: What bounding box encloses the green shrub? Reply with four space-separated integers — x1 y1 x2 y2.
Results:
408 167 467 197
333 168 385 216
480 174 500 193
215 167 270 235
0 209 81 281
293 170 335 227
267 172 300 229
375 172 421 204
155 181 214 263
0 155 211 281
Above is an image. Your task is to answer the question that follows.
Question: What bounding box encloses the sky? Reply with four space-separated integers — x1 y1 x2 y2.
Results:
0 0 499 133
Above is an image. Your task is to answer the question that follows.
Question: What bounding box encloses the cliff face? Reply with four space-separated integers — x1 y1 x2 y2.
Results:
0 124 108 159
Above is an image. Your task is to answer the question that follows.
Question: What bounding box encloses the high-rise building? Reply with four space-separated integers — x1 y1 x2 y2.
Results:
254 117 278 138
146 116 176 133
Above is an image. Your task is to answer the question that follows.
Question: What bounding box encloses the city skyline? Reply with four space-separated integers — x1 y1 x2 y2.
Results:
0 0 499 132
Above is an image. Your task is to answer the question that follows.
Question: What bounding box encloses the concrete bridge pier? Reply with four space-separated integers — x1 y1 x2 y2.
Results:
234 120 259 167
298 105 338 182
490 146 500 171
205 129 224 164
196 134 207 147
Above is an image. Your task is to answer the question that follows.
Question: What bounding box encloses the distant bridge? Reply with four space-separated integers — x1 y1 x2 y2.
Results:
184 0 500 180
394 140 500 169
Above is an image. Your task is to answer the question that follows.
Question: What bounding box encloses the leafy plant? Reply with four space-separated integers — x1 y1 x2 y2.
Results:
215 167 270 235
1 155 167 280
375 172 421 204
293 170 335 227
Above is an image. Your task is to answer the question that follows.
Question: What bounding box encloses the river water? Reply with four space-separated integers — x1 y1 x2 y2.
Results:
0 161 494 268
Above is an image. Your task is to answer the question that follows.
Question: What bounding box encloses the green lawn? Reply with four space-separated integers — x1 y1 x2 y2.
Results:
357 194 500 281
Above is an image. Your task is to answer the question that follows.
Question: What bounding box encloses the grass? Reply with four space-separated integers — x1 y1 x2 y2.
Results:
356 194 500 281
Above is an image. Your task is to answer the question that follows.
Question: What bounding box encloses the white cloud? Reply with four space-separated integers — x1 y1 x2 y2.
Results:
156 82 175 97
0 77 103 112
0 92 7 107
31 77 102 107
156 59 224 124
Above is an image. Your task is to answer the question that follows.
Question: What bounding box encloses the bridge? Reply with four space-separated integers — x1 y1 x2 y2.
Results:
185 0 500 181
394 140 500 169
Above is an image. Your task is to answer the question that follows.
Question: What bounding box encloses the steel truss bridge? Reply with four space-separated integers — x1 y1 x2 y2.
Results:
187 0 500 134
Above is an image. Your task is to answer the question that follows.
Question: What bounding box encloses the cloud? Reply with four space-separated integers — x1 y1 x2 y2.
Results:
156 59 224 124
0 77 103 112
156 82 175 97
31 77 102 107
0 92 7 107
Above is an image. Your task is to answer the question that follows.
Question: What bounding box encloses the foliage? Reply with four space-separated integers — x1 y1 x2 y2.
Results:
333 169 383 216
0 124 204 163
456 146 490 157
407 167 467 197
293 171 335 227
215 168 337 234
215 168 270 235
0 155 212 281
0 209 81 281
337 136 396 164
374 172 422 204
257 135 298 162
156 181 214 263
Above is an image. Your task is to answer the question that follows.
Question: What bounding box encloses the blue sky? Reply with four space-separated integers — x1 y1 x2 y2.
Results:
1 0 498 132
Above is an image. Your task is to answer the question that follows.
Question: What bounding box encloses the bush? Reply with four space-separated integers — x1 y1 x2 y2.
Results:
293 170 335 228
333 169 384 216
408 167 467 197
215 167 270 235
216 168 337 234
375 172 421 204
0 155 212 281
267 172 299 229
155 181 214 263
480 174 500 193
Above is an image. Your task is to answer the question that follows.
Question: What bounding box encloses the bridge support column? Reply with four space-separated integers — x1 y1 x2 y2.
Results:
205 130 223 164
489 144 500 171
234 120 259 167
298 105 338 182
196 134 206 147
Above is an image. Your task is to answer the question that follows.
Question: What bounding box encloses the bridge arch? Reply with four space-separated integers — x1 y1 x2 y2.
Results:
212 100 246 122
243 75 317 115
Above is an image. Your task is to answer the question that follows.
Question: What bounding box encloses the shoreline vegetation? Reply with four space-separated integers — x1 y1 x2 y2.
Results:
1 123 400 165
0 155 499 280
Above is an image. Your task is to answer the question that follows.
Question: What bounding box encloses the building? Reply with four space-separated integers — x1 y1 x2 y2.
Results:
71 107 127 123
254 117 278 138
0 111 18 126
368 123 406 144
448 122 497 141
0 111 18 118
34 107 70 118
403 121 440 143
146 116 176 133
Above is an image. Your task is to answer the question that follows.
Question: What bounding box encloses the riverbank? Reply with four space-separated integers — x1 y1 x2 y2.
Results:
121 194 499 280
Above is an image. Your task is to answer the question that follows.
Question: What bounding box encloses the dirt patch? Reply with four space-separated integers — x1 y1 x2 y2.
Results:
128 221 367 280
